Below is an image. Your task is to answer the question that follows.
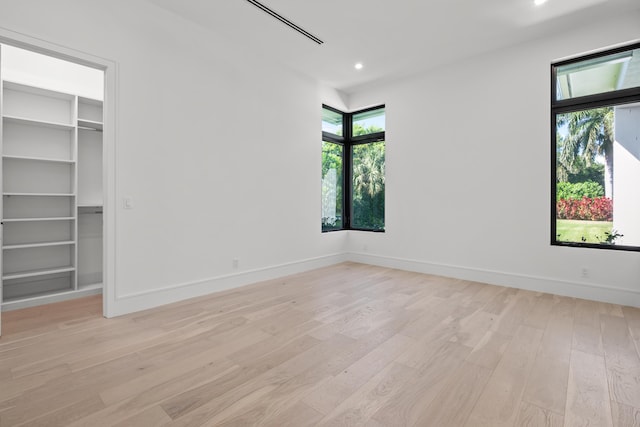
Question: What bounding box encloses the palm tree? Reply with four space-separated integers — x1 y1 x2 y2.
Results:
556 132 571 183
352 143 385 198
558 107 614 196
352 142 385 229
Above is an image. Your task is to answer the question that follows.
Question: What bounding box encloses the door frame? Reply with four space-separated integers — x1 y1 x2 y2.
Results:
0 26 117 320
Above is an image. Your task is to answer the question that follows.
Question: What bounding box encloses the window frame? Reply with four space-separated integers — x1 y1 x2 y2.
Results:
322 104 385 233
550 41 640 252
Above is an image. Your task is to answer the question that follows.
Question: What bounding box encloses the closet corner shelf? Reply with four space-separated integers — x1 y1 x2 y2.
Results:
3 114 75 130
2 154 75 164
3 266 75 281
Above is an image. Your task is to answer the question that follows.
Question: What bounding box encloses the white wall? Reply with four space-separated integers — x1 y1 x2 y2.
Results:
613 105 640 247
347 12 640 306
0 0 346 316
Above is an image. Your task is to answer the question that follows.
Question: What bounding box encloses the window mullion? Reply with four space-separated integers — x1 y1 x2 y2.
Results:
344 111 353 229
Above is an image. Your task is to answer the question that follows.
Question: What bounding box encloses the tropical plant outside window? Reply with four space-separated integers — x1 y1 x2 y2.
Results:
322 141 343 230
322 105 385 232
552 42 640 250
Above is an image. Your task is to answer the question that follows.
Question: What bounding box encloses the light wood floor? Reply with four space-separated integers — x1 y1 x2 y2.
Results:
1 262 640 426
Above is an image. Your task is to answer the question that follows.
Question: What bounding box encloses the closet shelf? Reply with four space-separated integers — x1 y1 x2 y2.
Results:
3 240 75 250
3 114 75 130
3 192 75 197
3 266 75 281
79 282 102 291
3 80 76 99
2 216 75 223
3 154 75 164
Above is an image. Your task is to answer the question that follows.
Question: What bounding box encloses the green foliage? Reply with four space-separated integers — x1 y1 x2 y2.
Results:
567 160 604 186
352 123 383 137
322 141 343 178
599 229 624 245
556 181 604 201
556 107 613 191
352 141 385 230
322 141 343 228
322 121 385 231
557 108 613 166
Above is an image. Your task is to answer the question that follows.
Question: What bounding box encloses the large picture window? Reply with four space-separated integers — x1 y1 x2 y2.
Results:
322 105 385 232
552 42 640 251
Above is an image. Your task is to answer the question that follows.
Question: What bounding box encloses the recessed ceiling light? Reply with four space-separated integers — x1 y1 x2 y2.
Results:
534 0 547 5
355 63 363 70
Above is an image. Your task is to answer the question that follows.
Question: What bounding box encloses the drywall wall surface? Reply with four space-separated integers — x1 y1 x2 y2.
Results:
321 85 349 112
0 0 346 315
346 11 640 306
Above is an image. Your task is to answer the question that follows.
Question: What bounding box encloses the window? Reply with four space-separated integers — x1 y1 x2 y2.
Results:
322 105 385 232
322 140 343 230
552 42 640 251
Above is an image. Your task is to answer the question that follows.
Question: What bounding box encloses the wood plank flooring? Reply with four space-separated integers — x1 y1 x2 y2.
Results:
1 262 640 426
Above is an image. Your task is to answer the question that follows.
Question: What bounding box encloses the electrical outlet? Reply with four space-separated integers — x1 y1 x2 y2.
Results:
581 267 589 278
232 258 239 269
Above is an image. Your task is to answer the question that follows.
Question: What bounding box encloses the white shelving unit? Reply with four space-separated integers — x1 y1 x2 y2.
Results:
1 80 103 310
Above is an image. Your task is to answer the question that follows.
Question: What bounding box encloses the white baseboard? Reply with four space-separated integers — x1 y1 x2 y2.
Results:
106 250 639 317
107 253 348 317
347 252 640 308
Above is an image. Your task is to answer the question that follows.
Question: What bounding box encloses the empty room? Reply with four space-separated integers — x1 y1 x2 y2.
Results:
0 0 639 426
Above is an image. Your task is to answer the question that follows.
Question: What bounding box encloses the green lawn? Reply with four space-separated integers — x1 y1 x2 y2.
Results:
556 219 612 244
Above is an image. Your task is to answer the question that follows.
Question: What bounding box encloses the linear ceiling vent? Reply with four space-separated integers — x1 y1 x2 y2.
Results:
245 0 323 45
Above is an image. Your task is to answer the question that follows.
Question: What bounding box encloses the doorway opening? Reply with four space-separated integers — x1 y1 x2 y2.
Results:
0 42 109 327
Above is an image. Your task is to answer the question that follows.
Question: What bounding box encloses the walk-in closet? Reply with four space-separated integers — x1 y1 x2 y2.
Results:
0 44 104 311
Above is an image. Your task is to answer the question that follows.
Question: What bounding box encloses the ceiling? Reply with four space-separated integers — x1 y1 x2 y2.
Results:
145 0 640 94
